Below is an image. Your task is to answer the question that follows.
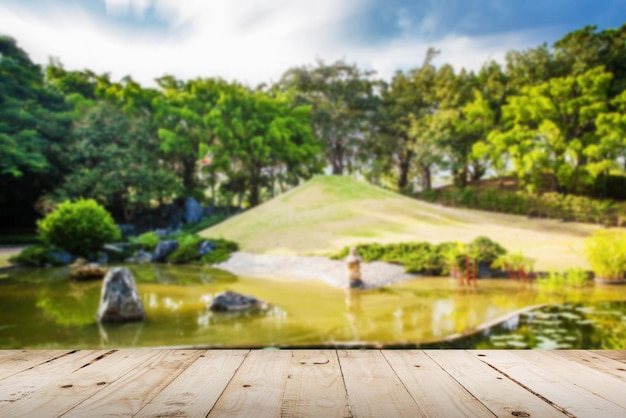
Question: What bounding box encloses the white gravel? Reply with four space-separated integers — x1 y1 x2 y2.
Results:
213 252 417 289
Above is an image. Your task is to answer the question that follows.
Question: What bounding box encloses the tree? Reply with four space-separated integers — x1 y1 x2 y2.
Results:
0 36 71 226
207 87 323 207
277 60 378 175
54 102 180 221
474 66 613 193
153 76 228 195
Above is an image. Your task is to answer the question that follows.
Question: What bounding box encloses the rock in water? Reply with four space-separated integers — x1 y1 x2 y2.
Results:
70 263 106 281
152 240 179 262
184 197 204 224
209 290 266 312
97 267 145 322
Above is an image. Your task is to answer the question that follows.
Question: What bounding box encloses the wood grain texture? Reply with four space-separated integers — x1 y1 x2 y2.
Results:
591 350 626 363
383 350 496 417
0 350 73 380
136 350 249 418
513 350 626 411
61 350 203 418
280 350 350 418
0 350 161 418
338 349 419 417
554 350 626 383
428 350 566 418
208 349 291 418
0 350 110 409
472 350 626 418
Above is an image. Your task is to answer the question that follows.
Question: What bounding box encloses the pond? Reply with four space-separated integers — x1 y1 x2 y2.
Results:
1 264 626 349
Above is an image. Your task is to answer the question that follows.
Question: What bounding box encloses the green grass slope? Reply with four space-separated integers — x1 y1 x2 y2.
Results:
200 175 613 270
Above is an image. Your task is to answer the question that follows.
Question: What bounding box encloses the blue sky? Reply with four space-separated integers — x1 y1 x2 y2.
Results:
1 0 625 87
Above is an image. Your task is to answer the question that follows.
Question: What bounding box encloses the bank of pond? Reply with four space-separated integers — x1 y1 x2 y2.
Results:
1 263 625 350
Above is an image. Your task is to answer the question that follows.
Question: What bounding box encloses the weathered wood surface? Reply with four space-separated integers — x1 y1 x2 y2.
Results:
0 349 623 417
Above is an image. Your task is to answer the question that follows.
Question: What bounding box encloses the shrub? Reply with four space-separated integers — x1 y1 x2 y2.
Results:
468 236 507 264
133 231 160 251
584 230 626 280
200 238 239 264
181 215 228 234
564 267 591 287
37 199 121 257
9 245 64 267
166 234 203 264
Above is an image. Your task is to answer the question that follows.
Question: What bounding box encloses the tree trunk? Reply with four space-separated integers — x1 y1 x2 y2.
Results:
397 148 413 190
419 163 432 191
182 157 196 192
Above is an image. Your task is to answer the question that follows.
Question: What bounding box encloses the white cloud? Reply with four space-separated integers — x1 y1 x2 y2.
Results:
0 1 555 87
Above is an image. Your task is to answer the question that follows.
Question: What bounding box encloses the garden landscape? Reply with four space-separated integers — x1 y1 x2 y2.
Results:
3 18 626 351
6 2 626 416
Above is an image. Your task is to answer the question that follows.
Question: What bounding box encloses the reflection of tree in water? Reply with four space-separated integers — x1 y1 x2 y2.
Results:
128 264 237 285
35 281 100 327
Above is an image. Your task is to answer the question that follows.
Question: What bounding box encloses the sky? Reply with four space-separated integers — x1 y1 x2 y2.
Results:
1 0 625 87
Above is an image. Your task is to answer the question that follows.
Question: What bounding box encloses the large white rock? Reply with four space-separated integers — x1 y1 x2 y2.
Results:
97 267 145 322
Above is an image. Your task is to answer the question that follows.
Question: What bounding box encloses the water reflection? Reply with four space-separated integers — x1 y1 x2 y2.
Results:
2 265 626 349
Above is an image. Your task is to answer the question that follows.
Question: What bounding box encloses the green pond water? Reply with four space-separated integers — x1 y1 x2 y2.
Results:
1 264 626 349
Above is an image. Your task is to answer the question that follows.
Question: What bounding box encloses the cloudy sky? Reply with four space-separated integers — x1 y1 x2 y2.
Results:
1 0 625 87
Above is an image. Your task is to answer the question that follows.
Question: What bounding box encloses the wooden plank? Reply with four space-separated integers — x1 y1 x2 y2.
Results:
0 350 74 380
382 350 496 418
1 350 164 418
62 350 203 418
512 350 626 410
591 350 626 364
553 350 626 384
338 349 419 417
136 350 249 418
207 350 291 418
280 350 350 418
471 350 626 418
0 350 111 407
427 350 565 418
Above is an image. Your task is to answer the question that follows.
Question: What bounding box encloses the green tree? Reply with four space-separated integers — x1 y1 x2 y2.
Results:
54 102 180 221
277 60 378 175
153 76 228 195
207 87 322 206
0 36 71 226
475 66 613 193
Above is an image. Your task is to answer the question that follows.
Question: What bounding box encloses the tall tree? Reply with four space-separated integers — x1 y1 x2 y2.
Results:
53 102 180 221
474 66 613 193
0 36 71 226
207 87 322 206
277 60 378 175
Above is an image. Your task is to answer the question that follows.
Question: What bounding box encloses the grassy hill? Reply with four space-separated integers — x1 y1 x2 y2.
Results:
200 175 613 270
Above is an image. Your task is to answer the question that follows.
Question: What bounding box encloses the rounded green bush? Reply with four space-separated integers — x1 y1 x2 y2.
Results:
37 199 121 257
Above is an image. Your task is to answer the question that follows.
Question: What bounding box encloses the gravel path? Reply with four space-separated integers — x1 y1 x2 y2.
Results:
214 252 417 289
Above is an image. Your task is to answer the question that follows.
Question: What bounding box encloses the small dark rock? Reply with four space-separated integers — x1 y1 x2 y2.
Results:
125 250 153 264
152 240 179 262
198 241 216 257
209 290 267 312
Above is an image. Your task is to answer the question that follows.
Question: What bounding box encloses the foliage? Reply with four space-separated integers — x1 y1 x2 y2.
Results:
181 215 228 234
330 238 506 276
9 245 64 267
200 238 240 264
207 85 323 206
418 185 623 226
537 268 591 292
467 236 507 264
584 230 626 280
277 59 379 176
37 199 121 256
166 234 203 264
53 102 181 221
132 231 160 251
